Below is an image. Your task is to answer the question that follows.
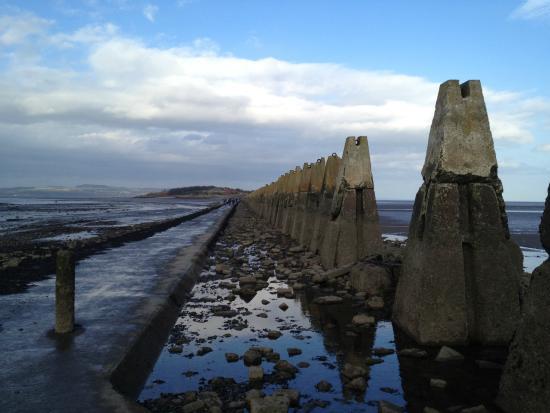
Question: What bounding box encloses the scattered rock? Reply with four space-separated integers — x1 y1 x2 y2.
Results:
378 400 404 412
430 378 447 389
267 330 282 340
168 344 183 354
249 395 289 413
315 380 333 392
435 346 464 362
373 347 394 356
248 366 264 382
287 347 302 356
225 352 239 362
273 389 300 406
398 348 428 358
352 314 375 326
367 296 385 310
313 295 343 305
196 346 212 356
279 302 289 311
243 349 262 366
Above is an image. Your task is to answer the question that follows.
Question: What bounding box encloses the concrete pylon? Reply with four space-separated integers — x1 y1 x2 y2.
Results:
299 158 325 248
291 163 312 240
320 136 381 269
496 184 550 413
282 167 301 234
310 154 341 254
393 80 522 345
55 249 75 334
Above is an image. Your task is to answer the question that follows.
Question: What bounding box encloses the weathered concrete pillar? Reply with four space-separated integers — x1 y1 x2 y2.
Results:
291 163 312 241
299 158 325 248
320 136 381 269
55 249 75 334
282 167 301 235
312 154 340 255
497 184 550 413
393 80 522 345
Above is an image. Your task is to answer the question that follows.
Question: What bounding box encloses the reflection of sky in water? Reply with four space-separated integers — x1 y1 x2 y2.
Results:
140 250 404 411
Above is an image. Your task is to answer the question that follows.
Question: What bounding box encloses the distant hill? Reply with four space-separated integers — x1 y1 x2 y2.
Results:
140 186 249 199
0 185 158 199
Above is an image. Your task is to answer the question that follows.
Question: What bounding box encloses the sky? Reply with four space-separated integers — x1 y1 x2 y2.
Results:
0 0 549 201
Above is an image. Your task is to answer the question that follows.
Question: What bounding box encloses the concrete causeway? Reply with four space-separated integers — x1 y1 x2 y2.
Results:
0 205 234 413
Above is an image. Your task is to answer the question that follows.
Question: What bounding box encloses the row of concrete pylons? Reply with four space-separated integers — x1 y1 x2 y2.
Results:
247 79 526 346
246 80 550 412
247 136 382 270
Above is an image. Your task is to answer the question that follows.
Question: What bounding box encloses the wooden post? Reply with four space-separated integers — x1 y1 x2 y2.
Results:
55 250 75 334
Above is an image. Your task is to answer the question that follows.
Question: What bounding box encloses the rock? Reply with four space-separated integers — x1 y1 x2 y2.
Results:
261 299 270 305
345 377 367 392
430 378 447 389
225 352 239 362
273 389 300 406
297 361 310 368
541 184 550 254
267 330 282 340
249 395 289 413
460 406 488 413
279 303 289 311
196 346 212 356
239 276 257 285
342 363 368 380
182 400 206 413
475 360 502 370
373 347 394 356
256 313 268 318
168 344 183 353
287 347 302 356
423 408 441 413
312 273 327 284
246 389 264 403
352 314 375 326
398 348 428 358
497 260 550 412
250 346 273 356
367 296 385 310
350 263 392 295
274 360 298 375
313 295 343 305
243 349 262 366
277 287 294 298
289 246 304 253
315 380 333 392
393 80 522 346
435 346 464 362
248 366 264 382
378 400 404 413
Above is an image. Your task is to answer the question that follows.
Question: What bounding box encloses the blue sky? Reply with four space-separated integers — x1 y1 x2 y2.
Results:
0 0 549 200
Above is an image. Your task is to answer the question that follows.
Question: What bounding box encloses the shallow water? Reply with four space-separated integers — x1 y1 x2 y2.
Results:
0 197 212 237
0 207 230 412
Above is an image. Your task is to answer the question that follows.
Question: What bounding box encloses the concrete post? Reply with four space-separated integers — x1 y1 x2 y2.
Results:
393 80 522 345
55 249 75 334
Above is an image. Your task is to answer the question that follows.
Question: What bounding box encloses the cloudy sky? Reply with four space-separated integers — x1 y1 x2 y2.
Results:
1 0 549 200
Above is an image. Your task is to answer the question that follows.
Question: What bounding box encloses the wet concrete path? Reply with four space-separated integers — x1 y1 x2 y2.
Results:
0 205 231 413
139 204 510 413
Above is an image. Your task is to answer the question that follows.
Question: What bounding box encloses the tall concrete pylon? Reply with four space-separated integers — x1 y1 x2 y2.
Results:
320 136 381 269
282 166 302 234
393 80 522 345
299 158 326 248
497 183 550 413
310 154 340 254
291 163 312 240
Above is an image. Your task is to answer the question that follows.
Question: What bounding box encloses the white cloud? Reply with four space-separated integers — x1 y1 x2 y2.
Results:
511 0 550 20
0 13 52 46
143 4 158 22
0 13 549 195
539 144 550 151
